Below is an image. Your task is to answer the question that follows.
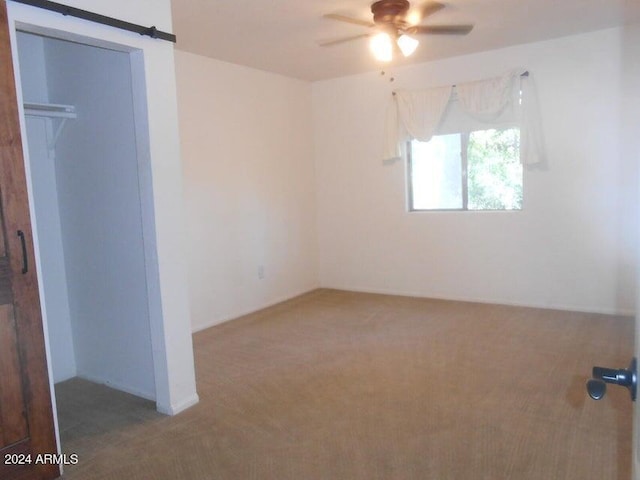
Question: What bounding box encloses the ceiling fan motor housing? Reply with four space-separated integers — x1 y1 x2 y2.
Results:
371 0 410 27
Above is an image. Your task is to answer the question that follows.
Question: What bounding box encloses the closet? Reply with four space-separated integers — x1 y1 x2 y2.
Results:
17 31 156 401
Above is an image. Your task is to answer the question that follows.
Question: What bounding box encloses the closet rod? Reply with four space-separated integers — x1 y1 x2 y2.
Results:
24 102 76 118
11 0 176 43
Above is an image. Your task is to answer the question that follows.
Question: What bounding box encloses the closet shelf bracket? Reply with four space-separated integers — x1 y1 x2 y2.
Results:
23 102 77 149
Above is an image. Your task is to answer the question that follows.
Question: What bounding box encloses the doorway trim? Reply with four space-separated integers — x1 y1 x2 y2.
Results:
6 1 199 426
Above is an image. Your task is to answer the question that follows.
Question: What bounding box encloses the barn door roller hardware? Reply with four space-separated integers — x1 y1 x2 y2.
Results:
11 0 176 42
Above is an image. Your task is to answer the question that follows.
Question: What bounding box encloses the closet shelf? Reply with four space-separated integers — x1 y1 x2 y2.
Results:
24 102 77 119
23 102 77 149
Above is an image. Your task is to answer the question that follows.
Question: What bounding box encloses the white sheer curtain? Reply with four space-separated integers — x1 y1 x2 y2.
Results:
384 68 544 165
384 85 452 159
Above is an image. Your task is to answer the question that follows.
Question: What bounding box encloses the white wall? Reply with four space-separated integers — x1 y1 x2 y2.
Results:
23 118 77 383
16 32 47 102
9 0 198 415
312 26 639 315
17 32 76 384
41 37 155 399
175 51 318 332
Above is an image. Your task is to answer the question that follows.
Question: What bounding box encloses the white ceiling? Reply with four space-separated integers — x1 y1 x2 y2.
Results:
170 0 640 81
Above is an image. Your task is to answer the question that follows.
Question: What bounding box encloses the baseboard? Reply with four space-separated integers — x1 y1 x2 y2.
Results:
76 372 199 415
53 371 77 385
322 284 636 317
191 284 321 333
75 372 156 401
156 393 200 416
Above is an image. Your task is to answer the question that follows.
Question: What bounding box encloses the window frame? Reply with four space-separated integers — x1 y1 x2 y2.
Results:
407 128 523 213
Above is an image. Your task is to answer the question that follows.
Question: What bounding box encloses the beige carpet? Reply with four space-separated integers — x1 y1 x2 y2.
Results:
57 289 634 479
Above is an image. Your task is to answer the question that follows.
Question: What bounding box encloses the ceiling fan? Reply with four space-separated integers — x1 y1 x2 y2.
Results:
320 0 473 62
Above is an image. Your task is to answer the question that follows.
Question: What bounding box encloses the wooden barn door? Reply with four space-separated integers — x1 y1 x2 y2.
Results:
0 1 59 479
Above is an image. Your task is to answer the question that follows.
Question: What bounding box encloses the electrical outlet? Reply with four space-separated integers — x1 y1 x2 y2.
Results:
258 265 265 279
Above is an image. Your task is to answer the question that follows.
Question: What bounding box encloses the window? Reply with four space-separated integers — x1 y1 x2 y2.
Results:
408 127 522 211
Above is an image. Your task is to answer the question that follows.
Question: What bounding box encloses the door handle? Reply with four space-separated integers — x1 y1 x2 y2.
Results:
586 357 637 401
17 230 28 274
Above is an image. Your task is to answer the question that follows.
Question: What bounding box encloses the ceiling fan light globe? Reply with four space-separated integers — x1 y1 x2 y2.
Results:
397 34 419 56
370 32 393 62
405 10 422 26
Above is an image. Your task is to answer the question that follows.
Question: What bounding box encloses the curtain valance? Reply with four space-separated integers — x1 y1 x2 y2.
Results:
384 68 544 165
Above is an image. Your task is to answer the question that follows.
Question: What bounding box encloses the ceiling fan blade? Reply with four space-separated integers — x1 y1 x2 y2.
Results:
323 13 375 28
318 33 371 47
418 2 445 20
410 24 474 35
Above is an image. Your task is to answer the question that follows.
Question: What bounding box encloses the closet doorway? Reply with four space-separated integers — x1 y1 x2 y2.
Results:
16 30 158 435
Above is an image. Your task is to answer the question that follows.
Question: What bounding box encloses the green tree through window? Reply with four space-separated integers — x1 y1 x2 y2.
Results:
408 128 522 211
468 128 522 210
